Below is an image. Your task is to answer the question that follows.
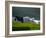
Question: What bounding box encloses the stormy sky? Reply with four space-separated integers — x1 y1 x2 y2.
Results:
12 7 40 20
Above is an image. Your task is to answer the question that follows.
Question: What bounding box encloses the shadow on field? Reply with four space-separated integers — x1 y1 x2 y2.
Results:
12 27 40 31
12 27 31 31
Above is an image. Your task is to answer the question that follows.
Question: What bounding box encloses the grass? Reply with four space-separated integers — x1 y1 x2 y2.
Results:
12 20 40 31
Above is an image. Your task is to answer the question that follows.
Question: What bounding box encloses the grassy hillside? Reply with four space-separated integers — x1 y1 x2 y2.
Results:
12 20 40 31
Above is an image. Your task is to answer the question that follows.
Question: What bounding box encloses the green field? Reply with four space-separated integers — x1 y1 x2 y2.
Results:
12 20 40 31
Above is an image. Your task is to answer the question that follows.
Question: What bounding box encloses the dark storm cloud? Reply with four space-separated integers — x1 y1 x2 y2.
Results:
12 7 40 20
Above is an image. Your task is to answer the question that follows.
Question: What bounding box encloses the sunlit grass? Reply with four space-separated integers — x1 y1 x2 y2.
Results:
12 20 40 31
